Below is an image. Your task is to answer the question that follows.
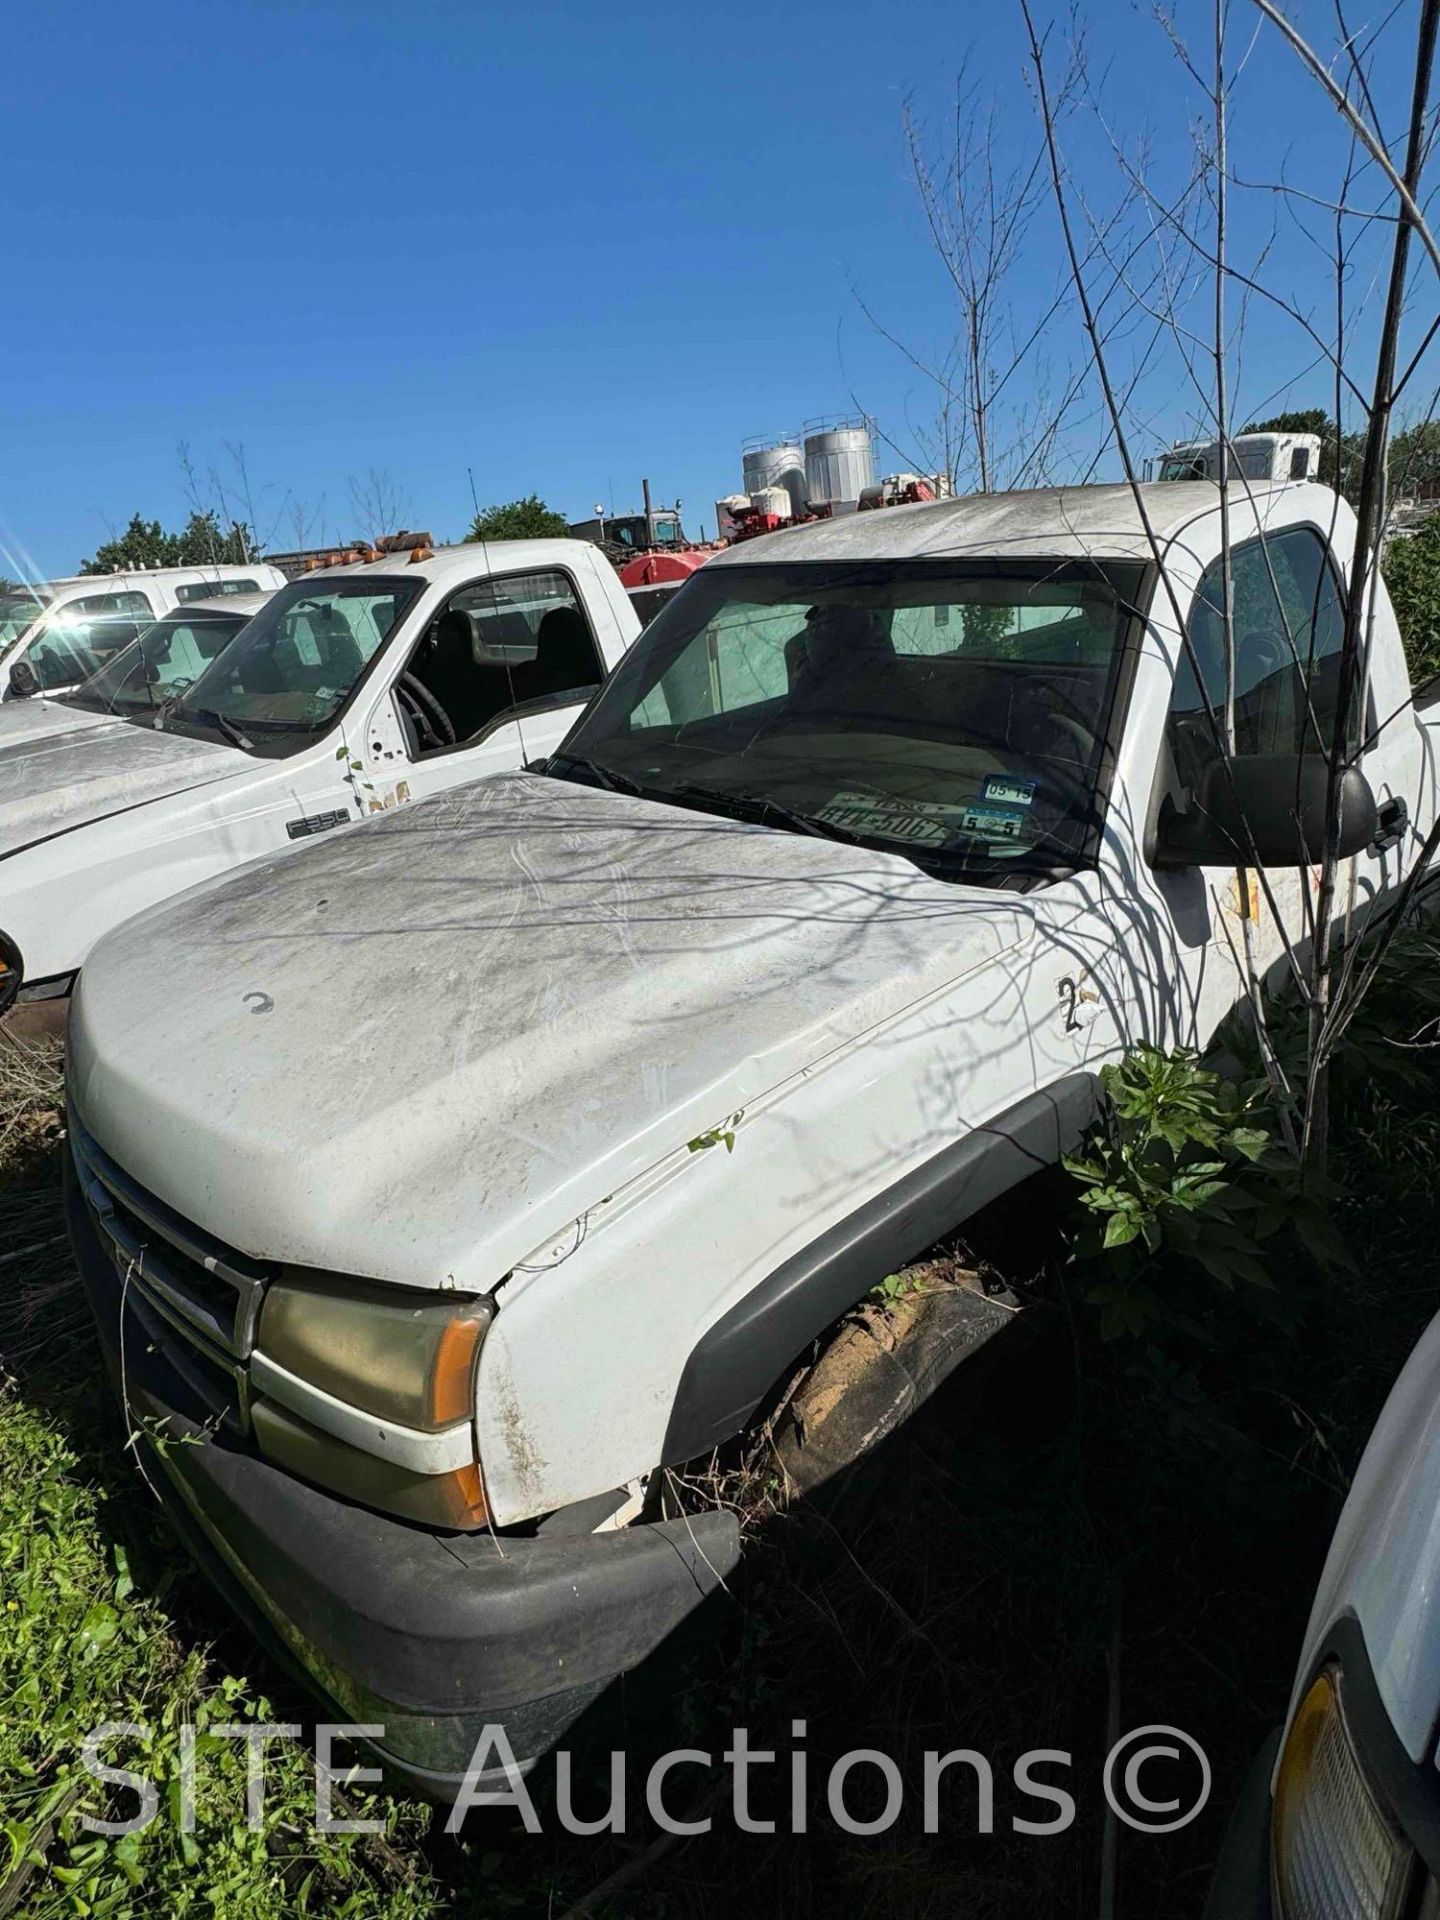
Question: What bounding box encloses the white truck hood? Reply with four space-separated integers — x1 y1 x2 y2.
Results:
69 771 1030 1290
0 697 125 751
0 722 241 860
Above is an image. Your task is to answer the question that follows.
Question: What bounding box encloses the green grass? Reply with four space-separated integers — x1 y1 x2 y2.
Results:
0 1199 446 1916
0 1391 442 1918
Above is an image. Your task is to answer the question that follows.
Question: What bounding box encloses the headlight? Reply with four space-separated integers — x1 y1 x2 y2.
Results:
1273 1667 1414 1919
253 1274 494 1529
257 1272 492 1431
0 931 21 1014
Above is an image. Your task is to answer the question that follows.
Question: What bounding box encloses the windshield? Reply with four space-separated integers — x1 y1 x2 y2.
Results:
0 591 48 652
165 576 421 750
57 610 246 713
554 558 1146 883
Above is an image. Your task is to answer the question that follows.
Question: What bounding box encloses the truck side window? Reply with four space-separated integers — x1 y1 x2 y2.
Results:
1168 526 1347 794
174 579 260 602
71 591 154 618
403 569 605 752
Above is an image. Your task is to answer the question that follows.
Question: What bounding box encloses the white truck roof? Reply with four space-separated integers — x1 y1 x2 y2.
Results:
300 538 604 589
708 479 1304 567
40 563 272 591
163 591 275 619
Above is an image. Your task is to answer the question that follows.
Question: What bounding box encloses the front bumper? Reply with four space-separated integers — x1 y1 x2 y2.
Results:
66 1155 740 1798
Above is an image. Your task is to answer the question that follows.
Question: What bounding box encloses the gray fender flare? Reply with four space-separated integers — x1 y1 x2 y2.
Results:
659 1073 1099 1466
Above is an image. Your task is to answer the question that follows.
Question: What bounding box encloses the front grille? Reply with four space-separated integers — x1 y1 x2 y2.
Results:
71 1112 273 1434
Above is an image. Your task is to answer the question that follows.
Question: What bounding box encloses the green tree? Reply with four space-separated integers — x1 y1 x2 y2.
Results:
173 510 255 565
1383 510 1440 684
80 510 256 575
466 494 569 542
81 514 175 573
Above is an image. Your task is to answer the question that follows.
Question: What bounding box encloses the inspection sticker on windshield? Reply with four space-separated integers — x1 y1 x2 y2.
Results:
958 802 1028 841
815 790 962 846
982 774 1036 807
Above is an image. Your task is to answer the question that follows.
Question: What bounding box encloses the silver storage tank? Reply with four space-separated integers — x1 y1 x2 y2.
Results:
742 440 807 518
804 422 876 509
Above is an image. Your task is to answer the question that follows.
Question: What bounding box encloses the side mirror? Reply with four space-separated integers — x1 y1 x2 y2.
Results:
7 659 38 700
1155 752 1378 868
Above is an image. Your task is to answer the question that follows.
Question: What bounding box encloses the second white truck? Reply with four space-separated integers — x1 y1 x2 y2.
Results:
0 537 641 1013
0 562 285 694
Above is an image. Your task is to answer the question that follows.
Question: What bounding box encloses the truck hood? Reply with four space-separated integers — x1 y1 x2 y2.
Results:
0 721 241 860
0 697 125 751
69 771 1032 1289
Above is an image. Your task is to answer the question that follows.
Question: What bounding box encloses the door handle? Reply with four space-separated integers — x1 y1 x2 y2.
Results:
1372 796 1409 854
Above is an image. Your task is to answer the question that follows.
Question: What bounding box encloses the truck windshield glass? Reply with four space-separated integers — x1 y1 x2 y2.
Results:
0 592 47 650
167 578 421 748
57 611 246 713
556 558 1146 880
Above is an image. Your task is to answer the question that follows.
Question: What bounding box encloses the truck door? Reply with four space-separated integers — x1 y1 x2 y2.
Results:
359 566 609 810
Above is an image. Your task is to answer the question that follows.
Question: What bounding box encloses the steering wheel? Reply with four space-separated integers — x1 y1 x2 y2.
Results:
396 672 457 750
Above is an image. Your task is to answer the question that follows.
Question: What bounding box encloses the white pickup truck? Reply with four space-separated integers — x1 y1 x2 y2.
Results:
64 480 1440 1795
1205 1304 1440 1919
0 537 640 1013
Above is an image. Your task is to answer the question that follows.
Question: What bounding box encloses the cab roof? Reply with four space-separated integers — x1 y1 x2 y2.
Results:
43 563 273 591
707 479 1331 568
299 538 596 592
168 590 276 619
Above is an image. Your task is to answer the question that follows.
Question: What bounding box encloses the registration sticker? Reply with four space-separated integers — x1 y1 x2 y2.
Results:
815 790 964 847
982 774 1037 807
958 802 1028 841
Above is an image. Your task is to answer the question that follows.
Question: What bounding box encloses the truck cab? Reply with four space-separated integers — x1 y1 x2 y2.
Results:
63 480 1440 1793
0 563 286 697
0 593 276 752
1155 431 1323 485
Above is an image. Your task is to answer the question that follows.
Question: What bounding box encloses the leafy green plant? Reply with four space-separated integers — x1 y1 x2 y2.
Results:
688 1111 744 1155
467 495 570 543
0 1386 439 1918
1382 508 1440 684
1064 1047 1342 1340
872 1273 913 1303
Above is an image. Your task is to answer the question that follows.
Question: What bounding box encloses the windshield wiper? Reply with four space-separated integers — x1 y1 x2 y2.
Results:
545 753 647 797
663 783 864 846
193 707 253 751
548 759 871 850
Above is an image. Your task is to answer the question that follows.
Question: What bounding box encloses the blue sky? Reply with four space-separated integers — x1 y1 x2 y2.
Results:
3 0 1432 576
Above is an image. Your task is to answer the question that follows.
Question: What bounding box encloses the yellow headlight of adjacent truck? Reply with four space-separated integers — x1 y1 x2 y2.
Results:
252 1274 494 1529
1273 1668 1415 1920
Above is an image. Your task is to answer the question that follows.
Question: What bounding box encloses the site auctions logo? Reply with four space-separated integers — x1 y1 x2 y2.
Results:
79 1720 1212 1840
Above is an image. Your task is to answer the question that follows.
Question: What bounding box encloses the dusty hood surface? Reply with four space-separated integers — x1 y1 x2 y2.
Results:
70 771 1030 1288
0 721 241 859
0 697 126 752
